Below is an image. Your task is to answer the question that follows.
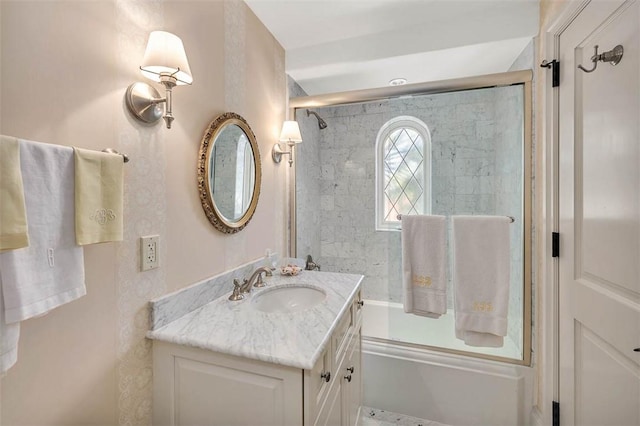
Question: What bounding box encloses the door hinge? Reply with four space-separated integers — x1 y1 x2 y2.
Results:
552 401 560 426
540 60 560 87
552 232 560 258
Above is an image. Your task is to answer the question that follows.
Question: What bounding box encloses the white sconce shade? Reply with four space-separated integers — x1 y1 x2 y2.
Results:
279 121 303 144
140 31 193 85
273 120 303 167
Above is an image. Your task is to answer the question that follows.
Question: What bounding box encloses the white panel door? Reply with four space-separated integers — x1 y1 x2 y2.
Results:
559 1 640 425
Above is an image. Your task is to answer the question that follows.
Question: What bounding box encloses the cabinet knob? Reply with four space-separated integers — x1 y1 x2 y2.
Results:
320 371 331 382
357 300 364 307
344 374 352 383
346 366 354 373
634 348 640 352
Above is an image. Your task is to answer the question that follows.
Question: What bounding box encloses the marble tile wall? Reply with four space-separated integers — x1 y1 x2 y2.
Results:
315 88 503 302
296 85 527 355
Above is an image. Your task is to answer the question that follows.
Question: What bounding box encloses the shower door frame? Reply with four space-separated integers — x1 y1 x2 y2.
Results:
288 70 533 366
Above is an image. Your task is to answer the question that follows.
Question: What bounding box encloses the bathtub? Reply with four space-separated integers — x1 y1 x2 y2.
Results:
361 300 533 426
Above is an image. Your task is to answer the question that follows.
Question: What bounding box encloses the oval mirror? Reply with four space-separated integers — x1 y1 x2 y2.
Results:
197 112 261 233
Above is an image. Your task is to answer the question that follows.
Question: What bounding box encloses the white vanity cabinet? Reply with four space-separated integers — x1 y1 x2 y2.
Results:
152 290 363 426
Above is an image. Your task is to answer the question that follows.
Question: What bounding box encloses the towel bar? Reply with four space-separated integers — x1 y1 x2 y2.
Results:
397 214 515 223
101 148 129 163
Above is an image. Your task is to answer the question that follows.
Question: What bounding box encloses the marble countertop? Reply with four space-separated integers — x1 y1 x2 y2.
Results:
147 270 363 370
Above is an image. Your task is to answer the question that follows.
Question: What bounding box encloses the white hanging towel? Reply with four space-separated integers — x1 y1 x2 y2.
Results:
0 274 20 375
402 215 447 318
452 215 510 347
0 139 86 324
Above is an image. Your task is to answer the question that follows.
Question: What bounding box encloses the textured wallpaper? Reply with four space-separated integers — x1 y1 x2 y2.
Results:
225 0 246 115
115 1 167 424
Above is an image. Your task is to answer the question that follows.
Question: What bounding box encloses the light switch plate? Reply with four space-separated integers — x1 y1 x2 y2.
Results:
141 235 159 271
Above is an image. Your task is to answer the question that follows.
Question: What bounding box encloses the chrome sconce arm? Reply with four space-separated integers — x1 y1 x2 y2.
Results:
125 81 171 129
272 141 296 167
125 71 185 129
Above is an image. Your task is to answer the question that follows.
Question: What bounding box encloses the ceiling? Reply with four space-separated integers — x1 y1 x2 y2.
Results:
244 0 540 95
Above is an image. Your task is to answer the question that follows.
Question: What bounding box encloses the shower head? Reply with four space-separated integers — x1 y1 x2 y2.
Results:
306 109 328 129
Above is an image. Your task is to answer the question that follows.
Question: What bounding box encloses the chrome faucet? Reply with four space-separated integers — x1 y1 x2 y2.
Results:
228 266 273 301
305 254 320 271
240 266 272 294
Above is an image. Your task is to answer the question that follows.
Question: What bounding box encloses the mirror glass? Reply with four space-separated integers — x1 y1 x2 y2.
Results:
198 112 261 234
209 124 256 221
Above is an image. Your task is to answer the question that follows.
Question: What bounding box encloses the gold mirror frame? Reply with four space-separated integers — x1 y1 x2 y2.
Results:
197 112 262 234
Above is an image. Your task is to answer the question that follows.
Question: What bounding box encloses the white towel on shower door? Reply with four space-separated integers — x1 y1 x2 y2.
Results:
452 215 510 347
0 139 86 324
402 215 447 318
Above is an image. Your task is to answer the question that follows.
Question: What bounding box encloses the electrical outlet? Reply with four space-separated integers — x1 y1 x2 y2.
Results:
140 235 159 271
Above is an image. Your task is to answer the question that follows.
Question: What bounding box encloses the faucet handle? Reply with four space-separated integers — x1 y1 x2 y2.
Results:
240 278 251 294
229 278 244 301
305 254 320 271
254 273 267 288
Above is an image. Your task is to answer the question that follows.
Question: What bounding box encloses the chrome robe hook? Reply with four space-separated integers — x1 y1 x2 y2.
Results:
577 45 624 73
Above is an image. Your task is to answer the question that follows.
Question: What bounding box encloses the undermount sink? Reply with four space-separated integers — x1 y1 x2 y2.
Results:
252 285 326 313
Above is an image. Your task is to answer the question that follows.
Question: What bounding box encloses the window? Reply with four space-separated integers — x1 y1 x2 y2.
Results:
375 116 431 231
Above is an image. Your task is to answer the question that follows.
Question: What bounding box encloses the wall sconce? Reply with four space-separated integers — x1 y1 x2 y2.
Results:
125 31 193 129
272 121 303 167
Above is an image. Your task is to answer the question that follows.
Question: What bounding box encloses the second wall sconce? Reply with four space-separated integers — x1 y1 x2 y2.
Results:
272 121 303 167
125 31 193 129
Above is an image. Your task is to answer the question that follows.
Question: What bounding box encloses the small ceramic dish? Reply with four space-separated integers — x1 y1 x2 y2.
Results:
279 265 303 276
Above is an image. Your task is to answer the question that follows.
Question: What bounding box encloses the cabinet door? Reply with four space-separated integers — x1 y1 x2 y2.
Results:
343 328 362 426
153 342 302 426
332 303 354 368
315 379 343 426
